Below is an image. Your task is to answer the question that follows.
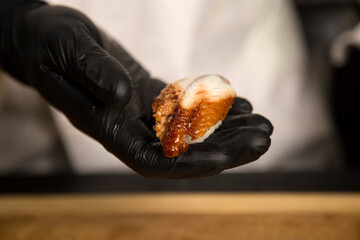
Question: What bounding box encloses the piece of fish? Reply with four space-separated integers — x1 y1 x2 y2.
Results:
152 74 236 157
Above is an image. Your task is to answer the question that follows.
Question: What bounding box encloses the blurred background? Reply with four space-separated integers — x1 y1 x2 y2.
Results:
1 0 360 191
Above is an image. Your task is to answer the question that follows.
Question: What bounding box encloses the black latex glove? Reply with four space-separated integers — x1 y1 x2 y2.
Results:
0 1 273 178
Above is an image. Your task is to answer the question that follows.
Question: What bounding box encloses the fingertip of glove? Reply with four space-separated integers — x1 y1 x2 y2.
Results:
164 143 231 178
230 97 253 114
108 75 133 108
263 119 274 136
253 114 274 135
250 134 271 159
186 144 230 167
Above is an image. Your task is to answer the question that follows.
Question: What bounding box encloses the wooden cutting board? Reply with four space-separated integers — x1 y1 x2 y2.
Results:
1 193 359 240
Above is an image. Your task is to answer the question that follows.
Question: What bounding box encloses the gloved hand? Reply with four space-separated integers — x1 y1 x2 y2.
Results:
0 1 273 178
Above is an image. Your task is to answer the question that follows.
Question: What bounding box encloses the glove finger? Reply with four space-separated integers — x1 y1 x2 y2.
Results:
24 5 132 108
100 32 150 83
228 97 253 115
163 143 231 179
206 127 271 168
126 138 231 179
74 34 133 108
220 113 273 135
36 72 103 132
98 32 167 111
111 116 231 179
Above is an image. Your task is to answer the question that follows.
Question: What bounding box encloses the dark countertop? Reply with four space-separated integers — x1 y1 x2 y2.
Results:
1 171 360 193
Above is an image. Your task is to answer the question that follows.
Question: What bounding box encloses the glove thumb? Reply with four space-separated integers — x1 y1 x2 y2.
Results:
74 35 133 108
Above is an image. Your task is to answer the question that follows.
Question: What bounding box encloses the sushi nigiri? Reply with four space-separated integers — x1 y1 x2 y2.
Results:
152 74 236 157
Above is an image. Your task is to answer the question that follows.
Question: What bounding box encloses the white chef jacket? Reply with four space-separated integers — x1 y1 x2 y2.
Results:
41 0 344 173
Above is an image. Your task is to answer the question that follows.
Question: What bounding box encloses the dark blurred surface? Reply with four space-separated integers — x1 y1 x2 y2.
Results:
1 172 360 193
332 47 360 168
295 0 360 168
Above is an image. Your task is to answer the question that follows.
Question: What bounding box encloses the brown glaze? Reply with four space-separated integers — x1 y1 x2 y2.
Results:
152 82 234 157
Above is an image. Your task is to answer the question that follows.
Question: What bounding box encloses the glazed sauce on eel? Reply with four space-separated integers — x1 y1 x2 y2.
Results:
152 83 234 157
